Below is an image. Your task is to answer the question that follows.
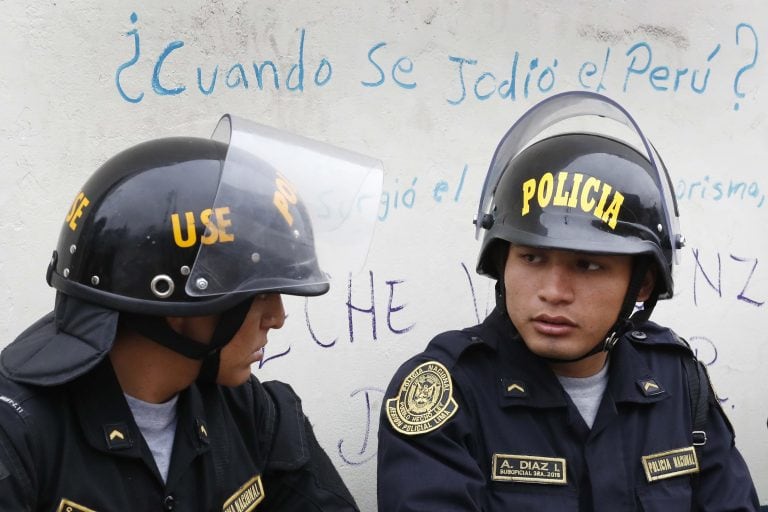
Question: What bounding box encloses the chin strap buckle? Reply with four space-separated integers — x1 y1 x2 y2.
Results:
603 331 620 352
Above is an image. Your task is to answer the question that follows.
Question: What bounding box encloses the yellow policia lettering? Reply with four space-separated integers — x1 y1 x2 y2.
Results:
273 172 298 226
170 207 234 248
521 172 625 229
65 192 90 231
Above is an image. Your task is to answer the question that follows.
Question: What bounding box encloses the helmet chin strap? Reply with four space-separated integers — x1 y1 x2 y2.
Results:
121 298 253 382
543 258 654 364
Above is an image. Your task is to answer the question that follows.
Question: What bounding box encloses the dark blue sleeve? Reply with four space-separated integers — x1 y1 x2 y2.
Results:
376 362 486 511
0 408 36 510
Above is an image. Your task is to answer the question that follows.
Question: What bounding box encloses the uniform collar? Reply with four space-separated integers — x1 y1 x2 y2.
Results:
69 359 212 484
482 310 669 409
482 309 570 409
606 330 670 405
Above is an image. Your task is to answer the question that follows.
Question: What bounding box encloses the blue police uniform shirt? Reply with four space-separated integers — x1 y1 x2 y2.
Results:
0 358 358 511
377 308 759 511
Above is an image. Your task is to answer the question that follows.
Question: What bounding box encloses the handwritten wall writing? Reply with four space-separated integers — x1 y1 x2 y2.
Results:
676 176 766 208
691 248 764 307
337 387 384 466
114 13 760 112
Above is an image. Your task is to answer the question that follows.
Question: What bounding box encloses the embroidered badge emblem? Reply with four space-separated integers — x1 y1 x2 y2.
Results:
386 361 458 435
502 378 528 397
642 446 699 482
491 454 567 485
57 498 98 512
102 422 132 450
637 378 664 396
223 474 265 512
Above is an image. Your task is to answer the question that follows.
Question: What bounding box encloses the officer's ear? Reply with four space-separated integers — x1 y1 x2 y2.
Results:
636 264 657 302
165 315 220 345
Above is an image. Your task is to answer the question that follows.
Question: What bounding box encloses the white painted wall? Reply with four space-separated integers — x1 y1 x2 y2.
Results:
1 2 766 509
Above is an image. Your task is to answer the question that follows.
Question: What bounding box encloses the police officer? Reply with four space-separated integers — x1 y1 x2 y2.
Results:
377 92 759 511
0 115 382 511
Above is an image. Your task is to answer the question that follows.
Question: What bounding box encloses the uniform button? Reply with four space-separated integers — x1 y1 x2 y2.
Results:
630 330 647 340
163 494 175 511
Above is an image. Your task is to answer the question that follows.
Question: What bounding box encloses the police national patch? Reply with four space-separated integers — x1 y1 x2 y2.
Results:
223 474 265 512
57 499 97 512
641 446 699 482
386 361 458 435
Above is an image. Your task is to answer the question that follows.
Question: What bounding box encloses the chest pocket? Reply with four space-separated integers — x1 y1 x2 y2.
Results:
636 479 692 511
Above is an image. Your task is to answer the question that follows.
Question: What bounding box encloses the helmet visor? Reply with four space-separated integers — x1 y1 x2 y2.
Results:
475 91 681 262
186 115 383 297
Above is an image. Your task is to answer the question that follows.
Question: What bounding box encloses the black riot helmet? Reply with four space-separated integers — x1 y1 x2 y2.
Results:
2 115 381 385
476 91 683 300
47 115 383 317
474 92 684 358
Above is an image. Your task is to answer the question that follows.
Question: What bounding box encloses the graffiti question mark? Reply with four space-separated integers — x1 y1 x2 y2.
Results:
733 22 758 111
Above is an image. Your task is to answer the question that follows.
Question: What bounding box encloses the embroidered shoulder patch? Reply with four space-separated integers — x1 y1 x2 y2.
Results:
57 498 98 512
386 361 458 436
223 474 265 512
641 446 699 482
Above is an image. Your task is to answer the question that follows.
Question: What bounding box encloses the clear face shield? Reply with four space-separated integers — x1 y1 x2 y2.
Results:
185 115 383 297
474 91 683 263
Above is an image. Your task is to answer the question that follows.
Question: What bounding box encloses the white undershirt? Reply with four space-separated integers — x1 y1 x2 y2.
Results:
556 362 609 429
124 393 179 483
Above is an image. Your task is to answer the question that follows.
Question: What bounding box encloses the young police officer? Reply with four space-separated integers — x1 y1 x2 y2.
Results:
0 115 382 511
377 92 759 511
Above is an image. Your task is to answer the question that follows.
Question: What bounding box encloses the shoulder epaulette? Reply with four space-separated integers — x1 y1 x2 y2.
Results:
625 322 694 355
423 326 489 368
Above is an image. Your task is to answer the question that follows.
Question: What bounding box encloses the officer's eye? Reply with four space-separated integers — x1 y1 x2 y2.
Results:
520 253 543 264
576 259 601 271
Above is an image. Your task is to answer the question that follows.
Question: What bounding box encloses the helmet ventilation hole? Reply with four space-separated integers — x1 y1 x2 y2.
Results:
150 274 175 299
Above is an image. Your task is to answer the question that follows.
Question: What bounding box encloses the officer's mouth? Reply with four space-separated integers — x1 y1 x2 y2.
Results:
531 314 577 336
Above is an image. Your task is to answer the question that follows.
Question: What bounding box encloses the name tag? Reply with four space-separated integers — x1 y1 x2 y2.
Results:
642 446 699 482
491 454 567 485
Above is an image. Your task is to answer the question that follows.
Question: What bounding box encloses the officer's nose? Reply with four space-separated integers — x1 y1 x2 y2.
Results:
537 264 575 305
261 293 286 329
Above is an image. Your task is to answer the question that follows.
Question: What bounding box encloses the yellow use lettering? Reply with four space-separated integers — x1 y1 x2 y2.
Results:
171 207 235 248
65 192 90 231
171 211 197 248
200 208 219 245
